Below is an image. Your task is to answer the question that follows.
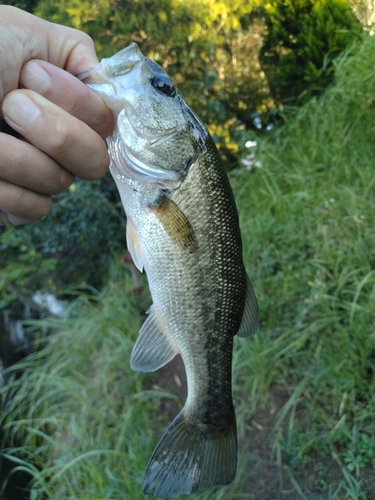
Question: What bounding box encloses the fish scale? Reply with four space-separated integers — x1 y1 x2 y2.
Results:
79 42 259 498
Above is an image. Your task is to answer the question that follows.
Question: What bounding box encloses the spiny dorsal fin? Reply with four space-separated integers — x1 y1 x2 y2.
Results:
237 274 259 337
130 305 179 372
149 194 198 252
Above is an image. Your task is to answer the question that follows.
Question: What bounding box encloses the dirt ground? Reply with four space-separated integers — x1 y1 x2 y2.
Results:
152 355 375 500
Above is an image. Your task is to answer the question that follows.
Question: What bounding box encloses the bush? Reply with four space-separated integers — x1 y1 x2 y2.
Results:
234 32 375 493
0 173 126 308
259 0 362 105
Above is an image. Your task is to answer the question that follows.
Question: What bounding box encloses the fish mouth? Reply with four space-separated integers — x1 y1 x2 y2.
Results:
77 43 148 109
77 43 145 82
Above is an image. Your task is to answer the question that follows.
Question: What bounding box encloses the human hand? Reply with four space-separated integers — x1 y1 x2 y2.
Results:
0 6 114 225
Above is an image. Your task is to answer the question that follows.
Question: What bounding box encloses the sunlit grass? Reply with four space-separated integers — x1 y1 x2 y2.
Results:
232 32 375 496
1 33 375 499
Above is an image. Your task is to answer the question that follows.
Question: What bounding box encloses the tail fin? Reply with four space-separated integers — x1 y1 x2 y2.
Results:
143 410 237 498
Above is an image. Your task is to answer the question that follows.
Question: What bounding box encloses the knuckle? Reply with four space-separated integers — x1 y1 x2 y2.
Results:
88 101 115 139
46 122 74 157
75 30 95 49
36 196 53 219
15 148 29 174
0 210 13 225
51 167 74 194
89 149 110 180
3 186 52 223
24 194 52 221
79 144 109 181
97 115 115 140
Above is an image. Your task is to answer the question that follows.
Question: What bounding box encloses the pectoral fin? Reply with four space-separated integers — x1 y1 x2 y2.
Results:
130 305 179 372
126 216 144 272
237 275 259 337
150 194 198 252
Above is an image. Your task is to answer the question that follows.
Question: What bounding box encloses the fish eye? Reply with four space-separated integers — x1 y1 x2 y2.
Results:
151 75 176 97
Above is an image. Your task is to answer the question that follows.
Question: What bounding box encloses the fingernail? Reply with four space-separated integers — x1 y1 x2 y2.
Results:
21 61 52 94
3 94 41 129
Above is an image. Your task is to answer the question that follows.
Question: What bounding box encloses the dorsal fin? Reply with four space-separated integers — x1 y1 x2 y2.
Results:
237 274 259 337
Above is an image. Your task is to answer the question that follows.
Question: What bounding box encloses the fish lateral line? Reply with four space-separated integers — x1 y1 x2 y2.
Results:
80 41 260 499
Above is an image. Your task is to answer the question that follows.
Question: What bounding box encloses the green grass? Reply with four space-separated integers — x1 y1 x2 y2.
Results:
232 32 375 494
2 33 375 499
0 269 247 499
1 270 151 499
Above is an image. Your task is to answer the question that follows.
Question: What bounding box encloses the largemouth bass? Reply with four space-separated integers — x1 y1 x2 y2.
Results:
79 43 259 498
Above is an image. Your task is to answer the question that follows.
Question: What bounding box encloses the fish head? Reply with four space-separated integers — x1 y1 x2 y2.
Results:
79 43 207 185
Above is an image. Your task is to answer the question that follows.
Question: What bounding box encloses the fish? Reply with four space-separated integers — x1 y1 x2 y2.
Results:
79 43 259 498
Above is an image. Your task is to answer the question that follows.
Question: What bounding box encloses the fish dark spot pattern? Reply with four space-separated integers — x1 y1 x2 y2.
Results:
79 42 259 499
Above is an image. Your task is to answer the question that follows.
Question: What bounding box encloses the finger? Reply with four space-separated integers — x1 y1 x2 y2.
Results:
2 89 110 180
0 178 52 225
21 60 114 139
2 6 99 73
0 6 100 103
0 133 74 195
43 15 100 75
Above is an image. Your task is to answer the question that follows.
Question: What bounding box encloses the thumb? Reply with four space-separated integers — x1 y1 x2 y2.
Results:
0 5 99 119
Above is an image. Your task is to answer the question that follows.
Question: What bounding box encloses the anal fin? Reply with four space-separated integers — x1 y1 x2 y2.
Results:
237 274 259 337
130 305 178 372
